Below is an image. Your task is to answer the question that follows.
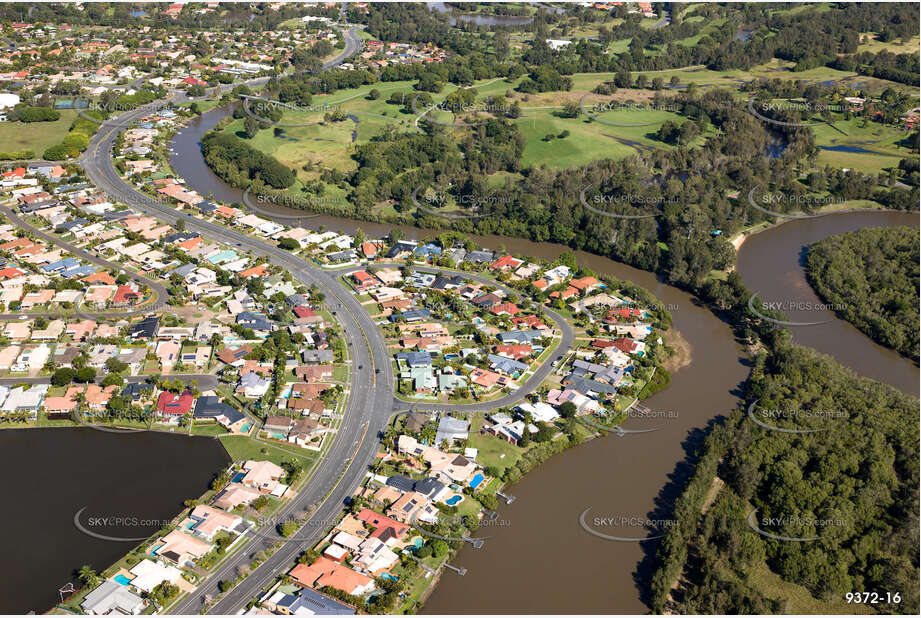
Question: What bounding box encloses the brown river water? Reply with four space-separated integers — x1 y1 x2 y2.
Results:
169 109 918 612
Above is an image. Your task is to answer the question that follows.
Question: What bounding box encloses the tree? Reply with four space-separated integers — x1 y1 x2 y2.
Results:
243 115 259 139
559 401 577 418
51 367 76 386
75 367 97 383
431 540 449 557
280 520 298 537
78 565 99 588
105 358 129 374
368 88 381 100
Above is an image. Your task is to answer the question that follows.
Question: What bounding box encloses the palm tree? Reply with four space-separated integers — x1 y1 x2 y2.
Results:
78 565 99 588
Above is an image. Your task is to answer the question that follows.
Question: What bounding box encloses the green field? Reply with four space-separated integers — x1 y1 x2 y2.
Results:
857 32 920 55
219 434 317 468
0 109 78 156
810 117 917 174
516 106 712 168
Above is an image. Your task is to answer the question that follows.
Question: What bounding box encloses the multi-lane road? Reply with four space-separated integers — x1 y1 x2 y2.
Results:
72 19 573 613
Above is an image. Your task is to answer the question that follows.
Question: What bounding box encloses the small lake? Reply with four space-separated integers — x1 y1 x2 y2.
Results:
0 428 228 614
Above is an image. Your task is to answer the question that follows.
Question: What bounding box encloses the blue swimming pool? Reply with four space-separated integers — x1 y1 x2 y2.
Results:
114 574 132 586
445 495 463 506
469 473 485 489
240 423 252 433
148 544 163 556
232 472 246 483
380 573 400 582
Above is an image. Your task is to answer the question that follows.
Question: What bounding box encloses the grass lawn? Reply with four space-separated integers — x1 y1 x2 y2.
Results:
191 422 230 436
466 416 524 475
218 434 317 469
809 117 917 174
857 33 920 55
0 109 78 156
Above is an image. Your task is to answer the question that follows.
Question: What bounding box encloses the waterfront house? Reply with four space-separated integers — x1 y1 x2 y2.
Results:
212 484 262 510
241 460 286 494
81 580 146 615
151 529 211 567
185 505 247 541
127 559 184 594
288 558 375 596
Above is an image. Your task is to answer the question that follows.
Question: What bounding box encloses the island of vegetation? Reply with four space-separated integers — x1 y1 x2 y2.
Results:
805 226 919 360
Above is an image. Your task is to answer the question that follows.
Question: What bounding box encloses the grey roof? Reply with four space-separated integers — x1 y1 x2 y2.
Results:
81 580 144 615
397 351 431 367
239 372 270 389
466 250 494 263
487 354 528 375
564 376 620 395
194 395 244 423
386 475 446 501
288 588 355 615
301 349 335 364
327 249 356 262
171 263 197 278
128 315 159 339
435 415 469 443
497 329 543 344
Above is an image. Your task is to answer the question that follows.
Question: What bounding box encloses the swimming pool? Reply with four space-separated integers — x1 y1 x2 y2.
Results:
114 574 133 586
232 472 246 483
380 573 400 582
445 495 463 506
469 473 485 489
240 423 252 433
270 432 286 440
147 544 163 556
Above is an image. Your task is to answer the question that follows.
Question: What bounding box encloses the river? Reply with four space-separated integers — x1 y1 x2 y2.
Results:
0 428 228 614
736 211 919 397
169 110 918 612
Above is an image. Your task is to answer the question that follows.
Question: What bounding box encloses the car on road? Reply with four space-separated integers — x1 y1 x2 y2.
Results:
358 364 363 370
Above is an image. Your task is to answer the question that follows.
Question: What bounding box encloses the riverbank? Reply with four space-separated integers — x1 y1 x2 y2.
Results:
727 199 898 255
167 99 917 612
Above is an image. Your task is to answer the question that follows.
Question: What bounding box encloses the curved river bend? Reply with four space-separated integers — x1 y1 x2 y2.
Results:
171 110 918 612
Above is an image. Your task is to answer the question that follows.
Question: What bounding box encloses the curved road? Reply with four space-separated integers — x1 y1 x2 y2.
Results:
75 21 571 613
337 263 575 414
0 204 168 319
